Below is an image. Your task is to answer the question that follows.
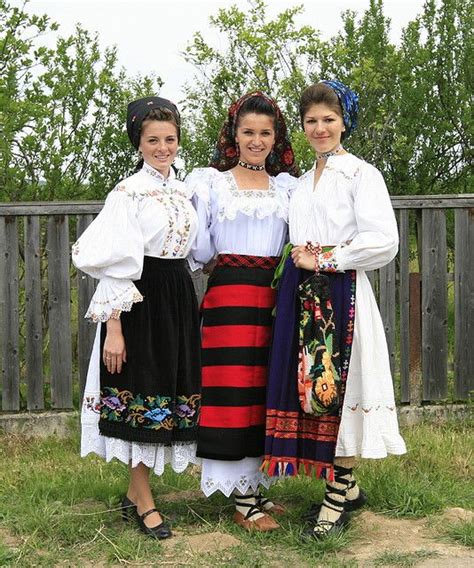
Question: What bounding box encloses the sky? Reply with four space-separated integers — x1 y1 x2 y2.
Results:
21 0 427 102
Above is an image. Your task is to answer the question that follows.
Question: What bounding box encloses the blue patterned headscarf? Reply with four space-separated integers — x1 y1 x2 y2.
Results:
321 80 359 138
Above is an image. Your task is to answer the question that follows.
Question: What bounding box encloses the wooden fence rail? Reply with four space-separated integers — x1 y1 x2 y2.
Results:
0 195 473 413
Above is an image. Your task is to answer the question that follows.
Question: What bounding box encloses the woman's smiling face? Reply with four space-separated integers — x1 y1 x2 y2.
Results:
302 103 345 155
234 112 276 166
139 120 179 177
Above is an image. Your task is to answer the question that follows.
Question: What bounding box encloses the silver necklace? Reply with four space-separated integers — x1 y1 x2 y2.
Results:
238 160 265 172
316 144 343 160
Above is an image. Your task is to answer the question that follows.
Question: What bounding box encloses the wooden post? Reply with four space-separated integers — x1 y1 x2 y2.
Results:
399 210 410 403
421 209 448 400
409 273 422 405
455 208 474 399
76 215 97 398
47 215 73 409
0 217 20 411
25 216 44 410
379 259 396 378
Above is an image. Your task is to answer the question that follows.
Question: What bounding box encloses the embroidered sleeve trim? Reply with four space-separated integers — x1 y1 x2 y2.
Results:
318 248 340 273
85 287 143 322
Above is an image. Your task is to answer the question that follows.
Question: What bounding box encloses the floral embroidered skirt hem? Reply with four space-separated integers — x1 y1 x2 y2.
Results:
197 254 279 461
263 257 356 479
98 257 201 444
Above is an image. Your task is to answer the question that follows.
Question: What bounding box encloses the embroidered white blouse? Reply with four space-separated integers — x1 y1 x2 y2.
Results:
187 167 296 266
290 153 398 270
72 162 198 322
290 153 406 459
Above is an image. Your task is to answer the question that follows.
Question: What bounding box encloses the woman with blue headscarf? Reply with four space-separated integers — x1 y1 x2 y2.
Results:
263 81 406 538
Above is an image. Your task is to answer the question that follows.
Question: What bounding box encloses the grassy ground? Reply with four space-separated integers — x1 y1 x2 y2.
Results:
0 419 472 567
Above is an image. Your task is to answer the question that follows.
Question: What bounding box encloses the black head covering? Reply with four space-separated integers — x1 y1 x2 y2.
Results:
126 96 181 149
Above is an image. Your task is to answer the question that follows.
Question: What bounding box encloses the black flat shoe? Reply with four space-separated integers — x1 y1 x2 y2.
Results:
138 508 172 540
301 510 350 540
121 495 138 522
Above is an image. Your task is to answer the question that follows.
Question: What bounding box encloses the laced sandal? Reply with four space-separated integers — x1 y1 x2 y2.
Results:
233 499 280 532
256 493 287 515
302 510 350 540
302 487 367 521
120 495 137 522
344 480 368 512
303 465 367 521
137 508 172 540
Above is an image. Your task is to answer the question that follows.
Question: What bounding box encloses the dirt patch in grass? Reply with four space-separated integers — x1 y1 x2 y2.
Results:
162 530 240 555
340 508 473 567
441 507 474 524
0 526 22 549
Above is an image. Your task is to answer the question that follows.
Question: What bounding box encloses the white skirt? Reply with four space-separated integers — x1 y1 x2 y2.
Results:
335 271 407 458
81 325 200 475
201 457 274 497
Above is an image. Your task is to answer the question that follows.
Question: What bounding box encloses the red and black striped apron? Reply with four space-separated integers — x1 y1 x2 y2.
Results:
197 253 280 460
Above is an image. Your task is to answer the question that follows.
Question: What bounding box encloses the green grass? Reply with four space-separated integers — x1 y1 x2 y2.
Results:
372 549 439 567
440 520 474 548
0 421 472 566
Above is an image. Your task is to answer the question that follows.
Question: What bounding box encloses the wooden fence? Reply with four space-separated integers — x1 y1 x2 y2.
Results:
0 195 473 413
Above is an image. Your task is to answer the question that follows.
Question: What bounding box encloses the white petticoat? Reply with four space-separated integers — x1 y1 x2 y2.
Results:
200 457 274 497
81 325 200 476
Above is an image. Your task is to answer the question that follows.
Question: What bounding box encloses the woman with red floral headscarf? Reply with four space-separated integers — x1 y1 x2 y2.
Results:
187 92 298 531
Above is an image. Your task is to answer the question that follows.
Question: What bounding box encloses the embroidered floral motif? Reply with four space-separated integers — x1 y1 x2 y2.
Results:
84 396 101 414
319 248 339 273
115 185 192 256
224 170 277 198
215 172 288 221
297 274 341 416
99 387 200 431
323 163 360 181
345 403 396 413
341 271 356 382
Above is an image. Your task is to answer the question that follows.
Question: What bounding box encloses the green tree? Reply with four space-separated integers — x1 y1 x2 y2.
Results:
181 0 321 172
0 0 162 201
181 0 472 195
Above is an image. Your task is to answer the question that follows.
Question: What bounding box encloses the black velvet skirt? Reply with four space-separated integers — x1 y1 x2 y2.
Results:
98 257 201 444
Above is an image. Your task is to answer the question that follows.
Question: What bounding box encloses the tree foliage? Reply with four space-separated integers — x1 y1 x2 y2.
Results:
181 0 472 195
1 0 472 200
0 0 161 201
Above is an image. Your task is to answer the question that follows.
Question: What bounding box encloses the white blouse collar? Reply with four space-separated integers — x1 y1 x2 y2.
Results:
142 161 176 183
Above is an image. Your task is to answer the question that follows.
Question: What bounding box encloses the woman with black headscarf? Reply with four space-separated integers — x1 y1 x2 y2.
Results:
187 92 298 531
73 97 200 540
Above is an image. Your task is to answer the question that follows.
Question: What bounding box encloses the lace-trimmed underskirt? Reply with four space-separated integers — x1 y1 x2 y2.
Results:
81 423 200 475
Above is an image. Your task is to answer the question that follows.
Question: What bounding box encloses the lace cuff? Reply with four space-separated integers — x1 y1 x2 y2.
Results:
85 277 143 322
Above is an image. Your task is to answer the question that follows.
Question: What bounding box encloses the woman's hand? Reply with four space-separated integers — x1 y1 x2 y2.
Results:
103 318 127 374
291 245 317 271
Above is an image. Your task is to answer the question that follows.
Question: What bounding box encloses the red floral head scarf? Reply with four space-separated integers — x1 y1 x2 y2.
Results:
209 91 299 177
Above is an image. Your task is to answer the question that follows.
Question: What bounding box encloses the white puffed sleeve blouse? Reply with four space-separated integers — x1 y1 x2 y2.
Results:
186 167 296 267
289 154 398 271
72 162 198 322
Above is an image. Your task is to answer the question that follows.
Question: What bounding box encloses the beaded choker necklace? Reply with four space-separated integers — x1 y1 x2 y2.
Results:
316 144 343 160
238 160 265 172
